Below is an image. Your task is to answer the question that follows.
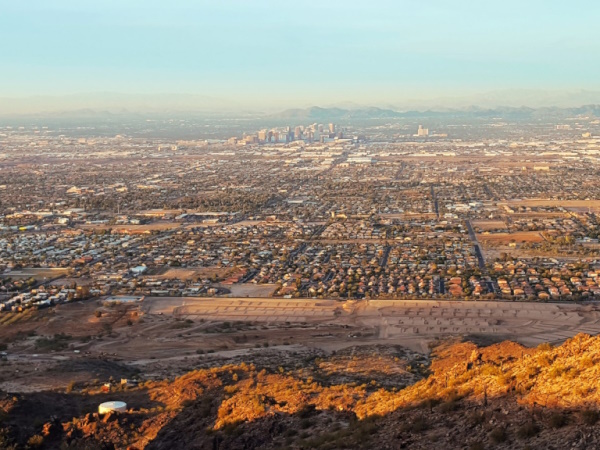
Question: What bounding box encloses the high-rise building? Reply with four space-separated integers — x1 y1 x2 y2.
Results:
328 123 335 133
275 131 289 143
294 126 303 140
417 125 429 137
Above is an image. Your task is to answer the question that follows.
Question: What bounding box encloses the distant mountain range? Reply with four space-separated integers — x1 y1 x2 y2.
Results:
2 90 600 121
270 104 600 121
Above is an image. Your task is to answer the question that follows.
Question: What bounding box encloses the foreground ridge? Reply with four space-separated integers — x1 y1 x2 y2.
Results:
0 334 599 449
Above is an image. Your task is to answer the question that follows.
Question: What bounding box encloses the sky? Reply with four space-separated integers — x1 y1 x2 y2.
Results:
1 0 600 111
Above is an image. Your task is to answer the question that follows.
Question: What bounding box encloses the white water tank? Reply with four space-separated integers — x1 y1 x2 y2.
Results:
98 401 127 414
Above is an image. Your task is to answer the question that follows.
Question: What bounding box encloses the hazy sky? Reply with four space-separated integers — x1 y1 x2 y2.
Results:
2 0 600 109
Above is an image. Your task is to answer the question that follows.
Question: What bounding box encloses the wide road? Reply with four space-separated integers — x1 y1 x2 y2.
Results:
466 219 486 270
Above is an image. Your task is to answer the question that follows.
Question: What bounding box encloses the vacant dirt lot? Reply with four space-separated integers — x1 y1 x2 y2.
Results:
477 231 545 245
143 297 600 350
79 222 181 232
1 296 600 392
152 267 235 280
3 268 69 280
219 283 278 297
502 199 600 211
471 220 507 231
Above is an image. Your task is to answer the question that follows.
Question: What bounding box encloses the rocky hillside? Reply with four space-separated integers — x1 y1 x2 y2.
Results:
1 335 600 449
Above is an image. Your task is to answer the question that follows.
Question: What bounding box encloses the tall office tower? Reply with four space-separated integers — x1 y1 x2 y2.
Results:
258 129 268 143
275 131 288 143
294 126 303 140
318 124 324 133
417 125 429 136
267 130 274 143
329 123 335 133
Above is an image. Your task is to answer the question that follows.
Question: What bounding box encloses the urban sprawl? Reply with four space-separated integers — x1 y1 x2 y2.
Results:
1 115 600 314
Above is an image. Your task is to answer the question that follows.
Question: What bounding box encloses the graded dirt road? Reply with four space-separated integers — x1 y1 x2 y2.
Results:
2 297 600 392
142 297 600 349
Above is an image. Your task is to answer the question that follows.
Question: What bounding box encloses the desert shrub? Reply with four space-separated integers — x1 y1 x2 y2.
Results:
489 427 507 443
27 435 44 448
224 385 237 395
548 412 567 428
420 398 441 411
468 411 486 426
536 354 552 367
221 420 244 436
439 399 459 413
580 356 594 368
497 373 512 386
353 418 379 437
516 422 539 439
548 364 566 379
480 364 502 377
297 404 317 419
409 416 429 433
537 342 553 352
526 365 539 377
35 333 72 351
563 367 580 380
66 380 77 393
581 409 599 425
300 418 313 429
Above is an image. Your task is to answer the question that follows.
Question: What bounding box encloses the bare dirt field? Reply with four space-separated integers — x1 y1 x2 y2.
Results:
217 284 278 297
79 222 181 232
151 267 234 280
477 231 545 245
502 199 600 211
1 296 600 392
471 220 507 231
3 268 69 280
143 297 600 350
379 213 438 220
482 247 581 261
